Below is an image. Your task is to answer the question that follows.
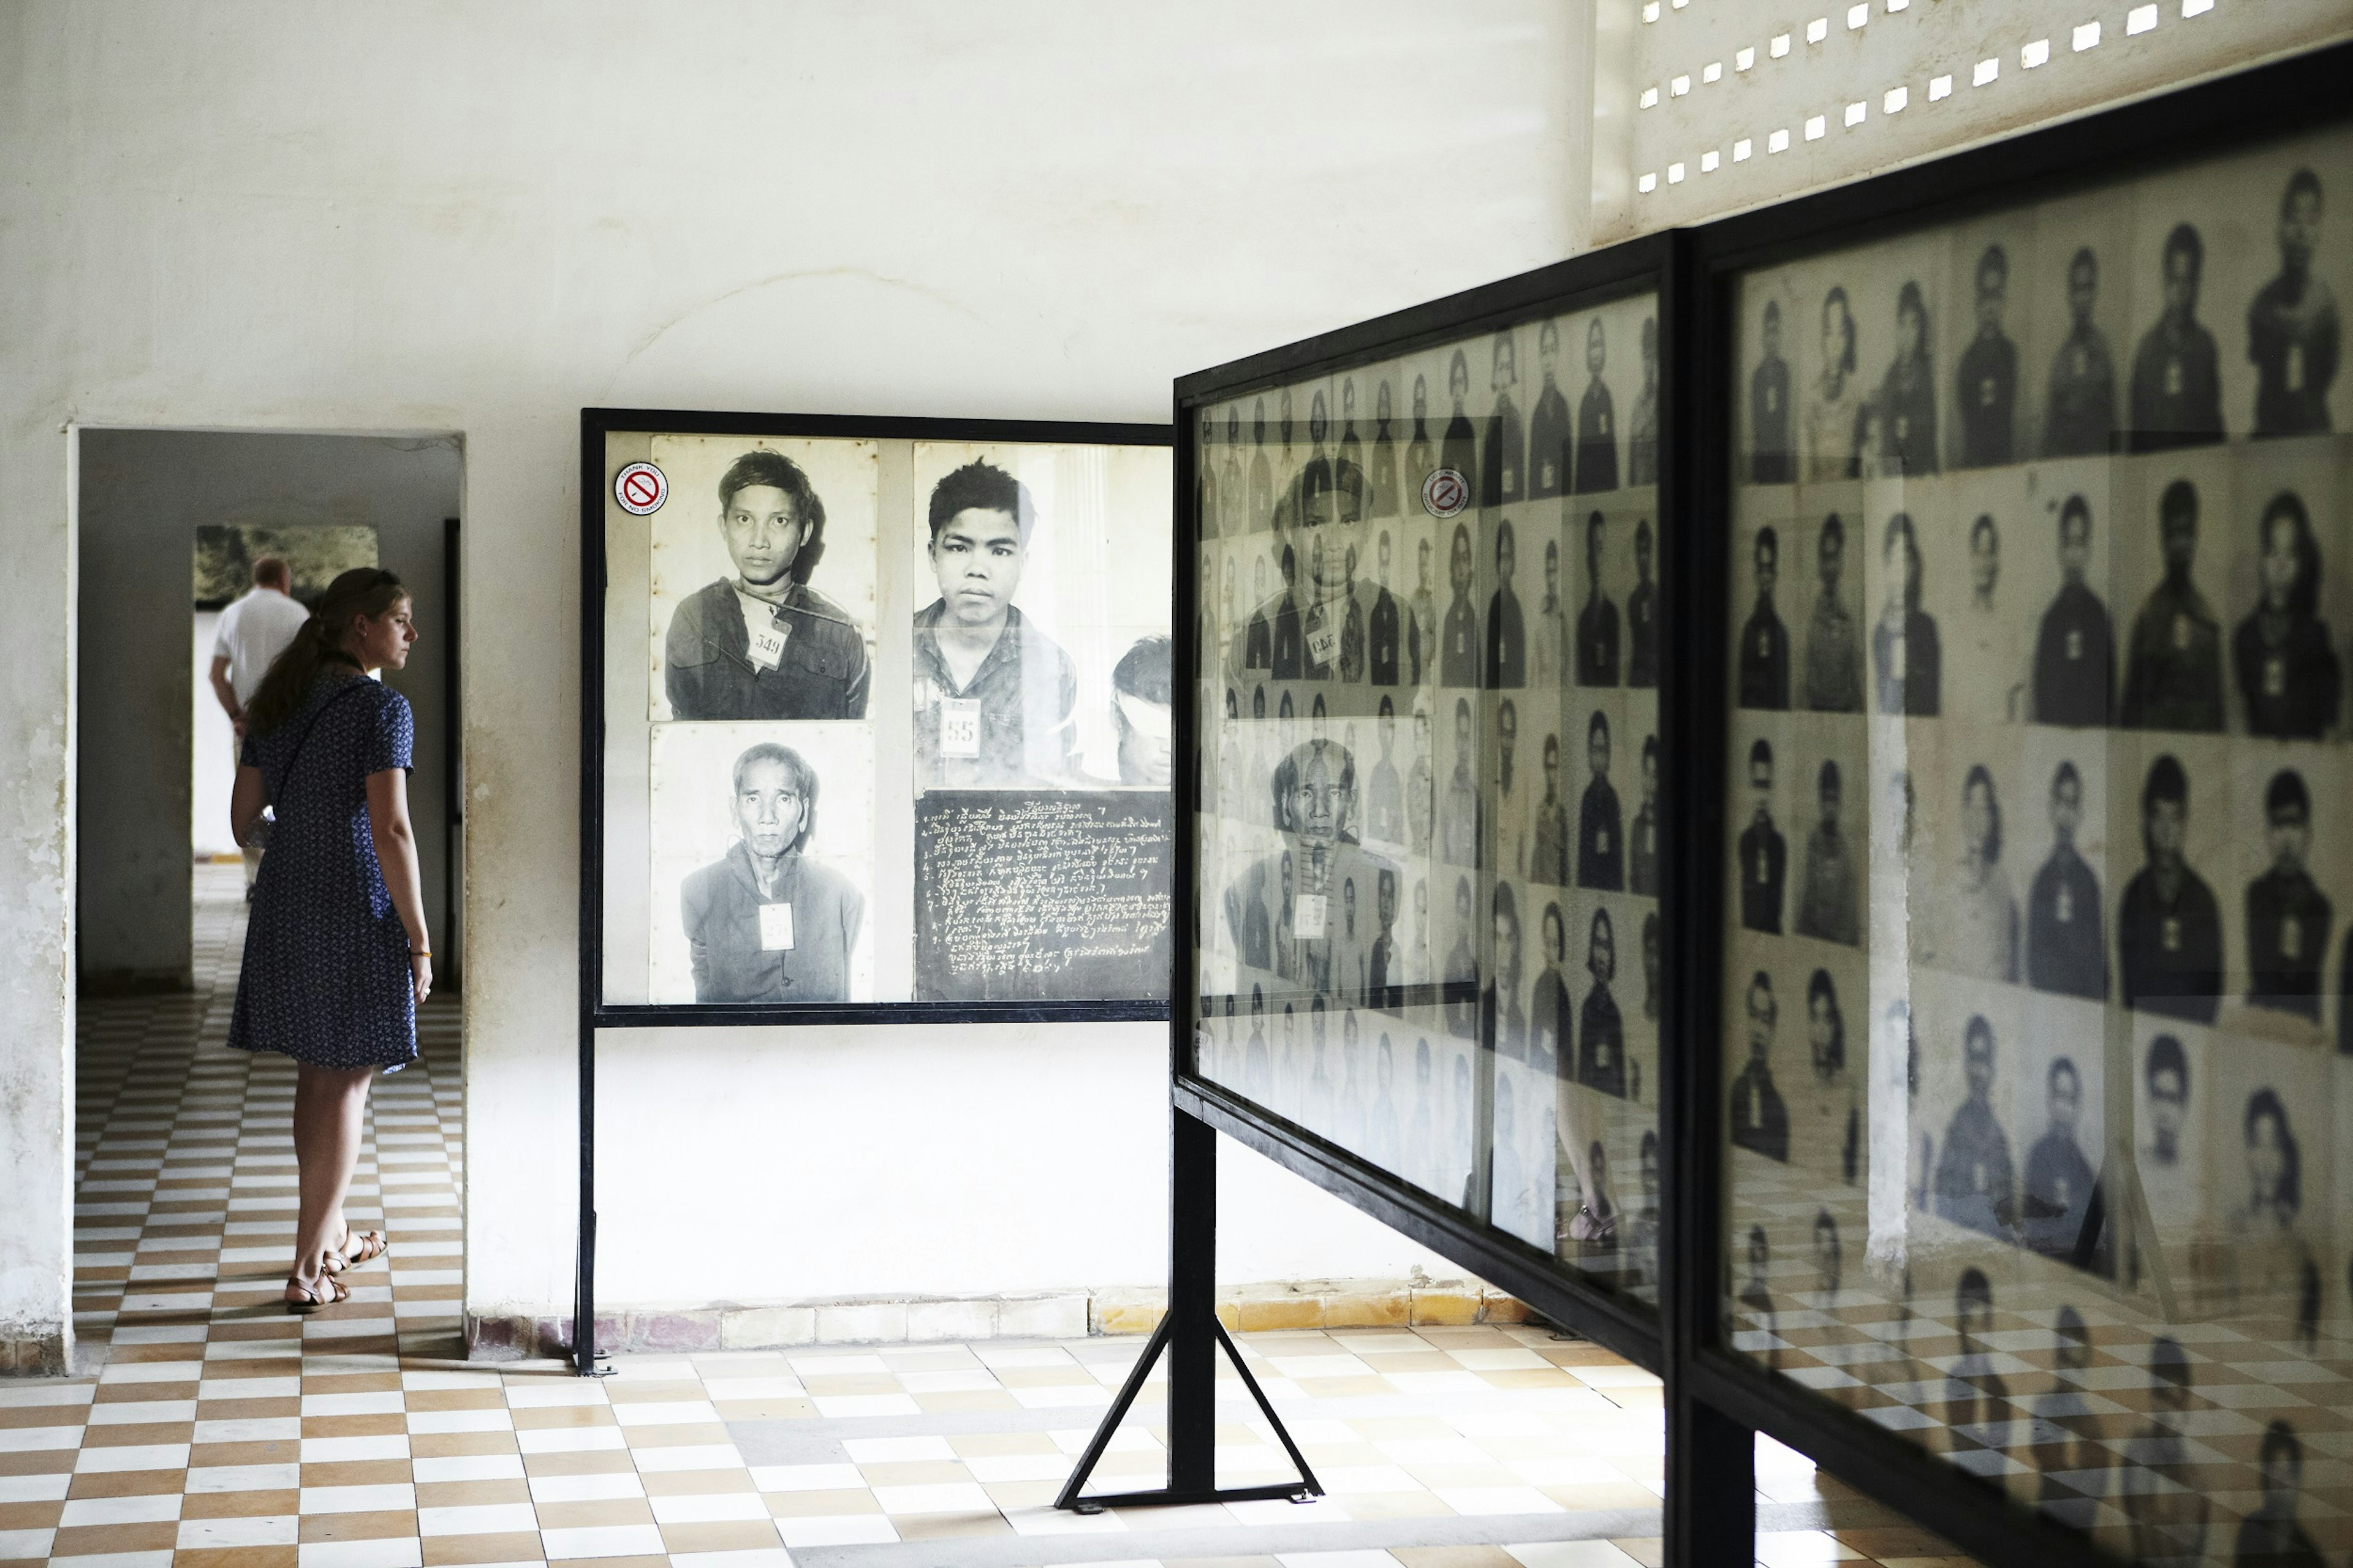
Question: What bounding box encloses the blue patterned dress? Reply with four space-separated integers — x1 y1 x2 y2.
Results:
228 672 419 1071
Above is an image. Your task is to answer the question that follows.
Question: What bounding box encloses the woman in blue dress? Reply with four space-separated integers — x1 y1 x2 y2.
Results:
229 567 429 1312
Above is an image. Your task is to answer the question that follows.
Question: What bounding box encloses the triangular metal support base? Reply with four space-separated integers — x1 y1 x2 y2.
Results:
1053 1311 1324 1512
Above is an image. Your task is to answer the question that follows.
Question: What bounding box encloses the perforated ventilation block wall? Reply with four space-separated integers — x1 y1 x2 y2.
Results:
1590 0 2353 241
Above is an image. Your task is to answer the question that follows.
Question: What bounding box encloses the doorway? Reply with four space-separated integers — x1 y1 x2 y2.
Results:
76 430 463 993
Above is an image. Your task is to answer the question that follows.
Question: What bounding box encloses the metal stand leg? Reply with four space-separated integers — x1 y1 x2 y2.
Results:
574 1017 612 1377
1055 1106 1323 1512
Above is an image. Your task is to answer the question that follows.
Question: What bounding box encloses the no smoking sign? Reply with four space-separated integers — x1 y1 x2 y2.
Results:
615 461 668 516
1421 466 1469 519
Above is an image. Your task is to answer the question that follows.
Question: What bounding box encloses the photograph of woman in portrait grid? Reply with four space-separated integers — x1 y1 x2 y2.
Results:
647 435 880 724
1721 118 2353 1564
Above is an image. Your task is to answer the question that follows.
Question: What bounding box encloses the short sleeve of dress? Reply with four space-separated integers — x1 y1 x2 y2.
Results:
365 688 416 776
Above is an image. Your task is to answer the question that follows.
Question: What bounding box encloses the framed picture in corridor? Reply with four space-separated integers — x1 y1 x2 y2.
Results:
583 409 1174 1023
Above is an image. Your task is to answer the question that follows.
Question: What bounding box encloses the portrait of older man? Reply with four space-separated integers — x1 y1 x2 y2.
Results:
681 742 865 1004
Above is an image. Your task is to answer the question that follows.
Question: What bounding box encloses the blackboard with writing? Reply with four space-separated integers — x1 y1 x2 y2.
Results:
914 790 1173 1002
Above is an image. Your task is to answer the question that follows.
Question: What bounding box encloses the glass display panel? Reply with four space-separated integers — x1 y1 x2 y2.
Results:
1190 290 1669 1306
597 425 1173 1009
1720 124 2351 1562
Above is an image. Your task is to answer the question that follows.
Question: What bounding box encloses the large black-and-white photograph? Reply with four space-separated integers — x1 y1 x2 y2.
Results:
647 721 875 1005
648 435 879 723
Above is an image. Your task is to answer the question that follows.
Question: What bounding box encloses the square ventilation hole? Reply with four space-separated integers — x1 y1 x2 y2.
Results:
1973 56 1999 85
1883 85 1908 113
1639 172 1658 193
1844 100 1867 127
1640 86 1660 108
1668 161 1686 183
1768 128 1791 152
2022 38 2051 67
1805 114 1827 140
1806 17 1828 44
1672 74 1691 95
1771 32 1792 56
2128 4 2158 32
1733 137 1753 160
1703 61 1722 83
1737 45 1756 69
2073 21 2101 49
1700 149 1720 172
1929 74 1953 99
2183 0 2213 15
1642 1 1660 18
1846 2 1868 27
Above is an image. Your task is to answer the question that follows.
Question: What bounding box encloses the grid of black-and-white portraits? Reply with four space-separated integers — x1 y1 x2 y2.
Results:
596 423 1174 1010
1723 123 2350 1563
1189 290 1669 1304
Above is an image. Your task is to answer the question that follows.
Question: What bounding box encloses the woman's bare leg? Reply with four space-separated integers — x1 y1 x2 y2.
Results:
289 1064 374 1298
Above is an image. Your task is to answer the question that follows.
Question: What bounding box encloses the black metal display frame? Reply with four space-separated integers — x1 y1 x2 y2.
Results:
1102 42 2353 1568
575 408 1173 1371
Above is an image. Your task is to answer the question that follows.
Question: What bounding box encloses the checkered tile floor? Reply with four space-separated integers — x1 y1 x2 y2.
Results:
1 869 1980 1568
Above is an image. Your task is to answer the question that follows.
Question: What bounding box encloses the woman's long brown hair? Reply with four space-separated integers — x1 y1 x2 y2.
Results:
243 567 407 735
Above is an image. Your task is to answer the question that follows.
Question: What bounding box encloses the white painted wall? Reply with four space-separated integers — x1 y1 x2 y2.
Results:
1 0 1591 1351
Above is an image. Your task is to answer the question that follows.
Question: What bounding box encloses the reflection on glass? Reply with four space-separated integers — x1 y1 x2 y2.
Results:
1724 125 2351 1563
1191 294 1667 1307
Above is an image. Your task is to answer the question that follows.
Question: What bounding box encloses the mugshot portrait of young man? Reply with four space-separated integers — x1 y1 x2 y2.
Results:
664 450 870 721
2245 768 2333 1025
2120 479 2226 732
912 460 1078 789
2129 221 2225 452
1934 1014 2018 1241
2118 754 2223 1025
680 742 864 1004
1575 510 1619 687
1529 320 1571 498
1802 513 1863 713
1738 738 1787 935
2029 493 2115 727
1729 970 1790 1163
1486 518 1527 689
1627 517 1659 688
1737 525 1790 711
1575 708 1624 893
1483 331 1525 509
1750 298 1794 484
1955 243 2018 469
2043 246 2118 458
2249 167 2338 437
1574 316 1618 494
1792 759 1858 946
2027 761 2107 999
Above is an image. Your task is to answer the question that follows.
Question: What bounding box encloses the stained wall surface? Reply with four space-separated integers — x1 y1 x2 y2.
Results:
0 1 1591 1355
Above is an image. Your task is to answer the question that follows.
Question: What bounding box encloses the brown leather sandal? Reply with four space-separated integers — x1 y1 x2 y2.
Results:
329 1229 389 1271
286 1274 351 1315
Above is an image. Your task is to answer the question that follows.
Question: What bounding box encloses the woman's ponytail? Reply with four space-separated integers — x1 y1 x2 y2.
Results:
243 567 407 735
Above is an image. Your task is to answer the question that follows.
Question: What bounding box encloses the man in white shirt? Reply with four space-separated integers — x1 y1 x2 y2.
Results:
208 556 311 887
